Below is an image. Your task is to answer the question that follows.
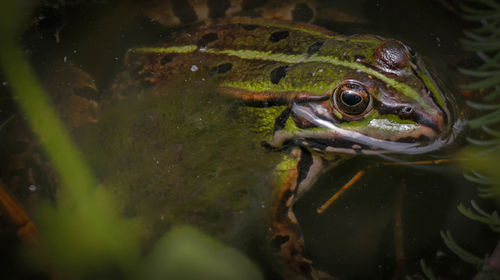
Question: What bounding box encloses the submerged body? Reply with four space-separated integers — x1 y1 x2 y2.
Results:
122 17 458 279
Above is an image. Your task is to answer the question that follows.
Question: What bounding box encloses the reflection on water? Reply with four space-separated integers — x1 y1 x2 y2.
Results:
0 0 492 279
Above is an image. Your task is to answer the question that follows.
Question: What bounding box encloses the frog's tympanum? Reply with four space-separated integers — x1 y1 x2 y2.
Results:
121 17 457 280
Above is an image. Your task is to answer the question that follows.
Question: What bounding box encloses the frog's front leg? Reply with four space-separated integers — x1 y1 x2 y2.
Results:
270 147 337 280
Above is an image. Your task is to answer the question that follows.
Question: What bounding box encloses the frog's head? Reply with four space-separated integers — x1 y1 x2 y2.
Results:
278 38 460 155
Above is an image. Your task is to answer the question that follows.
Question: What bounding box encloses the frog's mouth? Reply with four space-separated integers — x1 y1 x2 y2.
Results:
270 103 462 155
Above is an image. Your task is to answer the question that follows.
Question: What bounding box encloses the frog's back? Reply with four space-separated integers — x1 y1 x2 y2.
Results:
122 17 458 156
124 18 382 97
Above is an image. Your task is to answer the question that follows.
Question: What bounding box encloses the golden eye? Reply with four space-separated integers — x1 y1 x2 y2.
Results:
333 81 372 116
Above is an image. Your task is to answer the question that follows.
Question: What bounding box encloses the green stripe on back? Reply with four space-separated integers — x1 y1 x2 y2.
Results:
206 49 429 109
132 45 198 53
132 46 431 110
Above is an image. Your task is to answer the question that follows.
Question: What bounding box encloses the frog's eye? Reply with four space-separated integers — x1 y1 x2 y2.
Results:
333 82 372 116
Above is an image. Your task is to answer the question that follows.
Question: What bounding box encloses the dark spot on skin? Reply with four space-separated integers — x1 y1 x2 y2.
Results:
207 0 230 19
171 1 198 24
307 41 323 55
354 55 365 62
292 3 315 22
297 149 313 187
270 66 288 84
242 24 258 31
271 235 290 251
269 31 290 42
198 32 218 47
210 63 233 74
274 107 292 131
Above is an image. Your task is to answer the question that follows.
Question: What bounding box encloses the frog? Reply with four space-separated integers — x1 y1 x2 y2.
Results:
113 16 459 279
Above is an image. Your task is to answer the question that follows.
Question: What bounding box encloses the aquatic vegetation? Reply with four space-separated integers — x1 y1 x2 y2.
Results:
429 0 500 278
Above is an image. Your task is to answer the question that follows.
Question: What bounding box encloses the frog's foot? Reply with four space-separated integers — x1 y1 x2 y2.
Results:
270 147 341 279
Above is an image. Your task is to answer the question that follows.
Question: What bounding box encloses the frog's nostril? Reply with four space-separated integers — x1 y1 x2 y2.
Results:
401 106 413 114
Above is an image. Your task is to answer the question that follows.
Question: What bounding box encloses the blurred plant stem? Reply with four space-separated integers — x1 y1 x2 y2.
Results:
0 3 96 206
0 0 140 277
0 2 263 280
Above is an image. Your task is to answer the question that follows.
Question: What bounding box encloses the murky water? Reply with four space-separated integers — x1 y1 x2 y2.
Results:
1 0 494 279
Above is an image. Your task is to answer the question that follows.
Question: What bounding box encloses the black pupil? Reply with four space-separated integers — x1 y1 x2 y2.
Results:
342 91 362 106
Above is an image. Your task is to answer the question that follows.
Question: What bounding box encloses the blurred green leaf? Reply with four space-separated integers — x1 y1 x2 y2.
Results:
0 0 140 278
33 187 140 278
137 225 263 280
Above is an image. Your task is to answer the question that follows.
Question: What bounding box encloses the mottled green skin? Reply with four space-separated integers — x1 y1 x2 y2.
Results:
127 22 379 97
125 17 455 156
